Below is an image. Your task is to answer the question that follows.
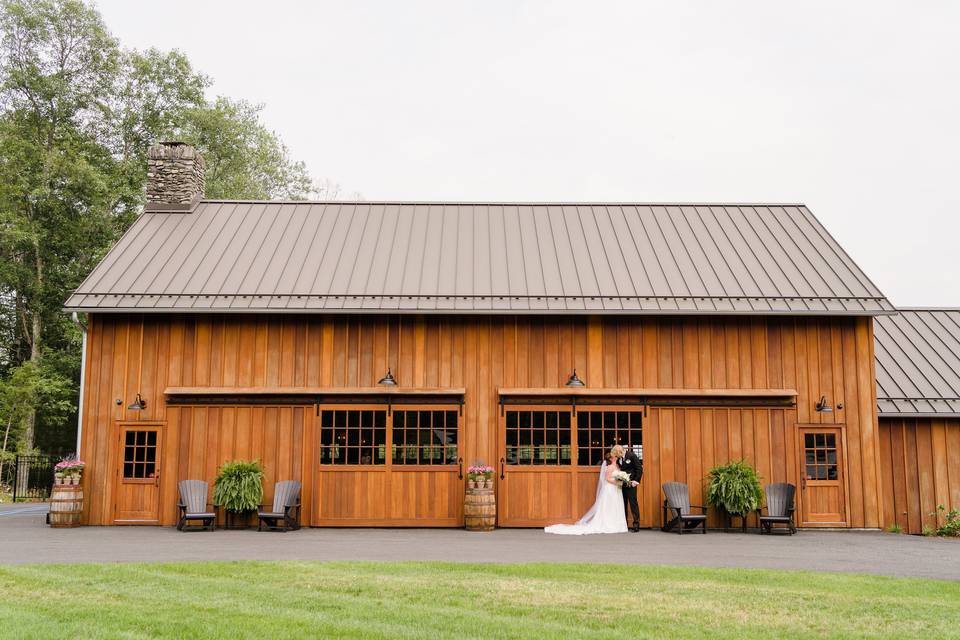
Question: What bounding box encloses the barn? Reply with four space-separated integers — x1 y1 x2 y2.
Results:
66 142 897 529
875 309 960 533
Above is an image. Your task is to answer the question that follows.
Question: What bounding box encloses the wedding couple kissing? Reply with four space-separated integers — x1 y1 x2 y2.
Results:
545 444 643 535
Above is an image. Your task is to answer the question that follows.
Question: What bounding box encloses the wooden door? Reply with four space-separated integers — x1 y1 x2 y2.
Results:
498 406 644 527
113 424 163 524
312 405 463 526
798 426 847 526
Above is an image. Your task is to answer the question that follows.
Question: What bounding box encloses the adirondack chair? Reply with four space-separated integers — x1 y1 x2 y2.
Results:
757 482 797 534
177 480 216 531
258 480 302 532
661 482 708 534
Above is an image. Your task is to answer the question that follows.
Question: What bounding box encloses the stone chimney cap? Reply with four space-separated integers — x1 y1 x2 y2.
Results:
148 141 200 160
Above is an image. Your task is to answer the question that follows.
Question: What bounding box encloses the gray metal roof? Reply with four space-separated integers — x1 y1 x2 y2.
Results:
875 309 960 418
65 201 894 315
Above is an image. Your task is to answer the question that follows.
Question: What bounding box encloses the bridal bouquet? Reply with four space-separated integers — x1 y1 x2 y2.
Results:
613 470 631 485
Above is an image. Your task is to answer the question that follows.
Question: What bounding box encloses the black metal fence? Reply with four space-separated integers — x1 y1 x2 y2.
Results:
10 454 57 501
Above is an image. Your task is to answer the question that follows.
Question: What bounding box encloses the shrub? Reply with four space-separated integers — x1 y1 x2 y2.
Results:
705 460 764 515
886 523 903 534
213 460 264 512
928 505 960 537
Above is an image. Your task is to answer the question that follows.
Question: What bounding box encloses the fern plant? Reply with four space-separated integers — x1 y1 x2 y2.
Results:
705 460 764 515
213 460 264 513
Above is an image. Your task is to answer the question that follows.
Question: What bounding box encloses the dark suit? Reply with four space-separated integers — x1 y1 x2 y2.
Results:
618 450 643 530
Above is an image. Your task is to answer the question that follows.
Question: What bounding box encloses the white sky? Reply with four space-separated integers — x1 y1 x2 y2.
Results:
95 0 960 307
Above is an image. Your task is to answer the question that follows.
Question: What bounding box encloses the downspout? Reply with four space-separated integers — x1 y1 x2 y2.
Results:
70 312 88 456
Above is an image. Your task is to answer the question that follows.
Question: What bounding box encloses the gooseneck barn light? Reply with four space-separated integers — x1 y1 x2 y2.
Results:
565 369 585 387
378 368 397 386
127 394 147 411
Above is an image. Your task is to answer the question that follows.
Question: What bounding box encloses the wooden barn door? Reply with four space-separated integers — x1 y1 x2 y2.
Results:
798 426 847 526
498 405 643 527
312 404 463 526
113 423 163 524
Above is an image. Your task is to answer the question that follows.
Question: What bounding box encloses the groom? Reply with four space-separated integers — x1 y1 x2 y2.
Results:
618 446 643 532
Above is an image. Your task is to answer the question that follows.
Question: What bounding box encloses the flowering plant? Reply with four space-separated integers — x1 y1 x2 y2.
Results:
55 458 86 477
613 470 631 485
467 465 494 480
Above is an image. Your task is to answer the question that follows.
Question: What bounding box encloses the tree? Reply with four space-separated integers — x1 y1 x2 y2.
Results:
174 97 314 200
0 0 337 452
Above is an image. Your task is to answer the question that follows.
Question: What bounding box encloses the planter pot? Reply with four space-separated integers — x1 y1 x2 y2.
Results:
468 479 478 489
483 478 493 489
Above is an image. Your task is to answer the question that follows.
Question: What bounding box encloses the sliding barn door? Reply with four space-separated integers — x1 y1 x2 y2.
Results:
498 405 644 527
312 405 463 526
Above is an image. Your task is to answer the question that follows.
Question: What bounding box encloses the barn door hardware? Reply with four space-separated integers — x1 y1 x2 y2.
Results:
499 457 505 480
571 395 577 416
459 396 463 417
457 458 463 480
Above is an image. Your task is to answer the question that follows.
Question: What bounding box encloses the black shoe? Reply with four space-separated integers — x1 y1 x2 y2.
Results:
631 525 640 532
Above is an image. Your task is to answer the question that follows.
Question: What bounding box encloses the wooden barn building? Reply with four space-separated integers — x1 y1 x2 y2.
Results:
66 142 901 529
875 309 960 534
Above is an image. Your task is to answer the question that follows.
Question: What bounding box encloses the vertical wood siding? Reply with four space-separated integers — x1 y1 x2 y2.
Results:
80 314 881 528
879 418 960 534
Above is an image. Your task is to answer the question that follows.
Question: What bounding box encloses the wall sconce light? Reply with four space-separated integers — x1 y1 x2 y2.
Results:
565 369 585 387
127 394 147 411
378 368 397 386
815 395 832 413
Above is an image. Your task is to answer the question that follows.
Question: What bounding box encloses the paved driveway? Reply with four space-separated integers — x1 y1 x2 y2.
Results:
1 508 957 580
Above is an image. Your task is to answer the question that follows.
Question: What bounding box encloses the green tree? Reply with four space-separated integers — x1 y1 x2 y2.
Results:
0 0 329 453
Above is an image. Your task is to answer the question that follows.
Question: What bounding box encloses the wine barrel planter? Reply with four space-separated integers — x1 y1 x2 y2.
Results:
464 486 495 531
49 484 83 528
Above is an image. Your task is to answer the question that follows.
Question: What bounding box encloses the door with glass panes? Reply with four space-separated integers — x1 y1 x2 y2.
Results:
113 423 163 524
312 405 463 526
498 406 643 527
798 426 847 526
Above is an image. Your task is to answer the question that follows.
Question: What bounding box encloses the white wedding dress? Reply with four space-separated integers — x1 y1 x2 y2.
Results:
544 462 628 535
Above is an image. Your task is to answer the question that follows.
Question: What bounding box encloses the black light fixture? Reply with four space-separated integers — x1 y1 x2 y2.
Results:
565 369 585 387
378 368 397 386
127 393 147 411
815 395 832 413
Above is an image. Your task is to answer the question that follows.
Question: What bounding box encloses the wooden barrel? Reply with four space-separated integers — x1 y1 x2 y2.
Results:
49 485 83 528
464 487 496 531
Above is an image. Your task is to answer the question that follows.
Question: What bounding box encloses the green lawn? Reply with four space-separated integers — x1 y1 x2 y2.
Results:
0 562 957 639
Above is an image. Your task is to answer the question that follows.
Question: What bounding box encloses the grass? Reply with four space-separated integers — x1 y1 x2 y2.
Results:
0 562 957 639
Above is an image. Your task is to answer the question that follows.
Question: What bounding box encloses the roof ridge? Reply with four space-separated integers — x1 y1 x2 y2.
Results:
194 200 810 207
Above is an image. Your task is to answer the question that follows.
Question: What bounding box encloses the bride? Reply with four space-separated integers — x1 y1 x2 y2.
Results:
545 445 628 535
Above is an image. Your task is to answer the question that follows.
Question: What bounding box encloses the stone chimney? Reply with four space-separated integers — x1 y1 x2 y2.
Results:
145 141 205 211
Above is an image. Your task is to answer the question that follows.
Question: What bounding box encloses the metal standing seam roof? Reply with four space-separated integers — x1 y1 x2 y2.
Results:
64 201 894 315
875 309 960 418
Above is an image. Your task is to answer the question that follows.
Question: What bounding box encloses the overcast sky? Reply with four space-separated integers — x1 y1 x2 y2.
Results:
95 1 959 307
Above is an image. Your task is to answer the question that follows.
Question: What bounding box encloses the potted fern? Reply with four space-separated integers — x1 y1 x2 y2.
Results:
705 460 764 531
213 459 264 529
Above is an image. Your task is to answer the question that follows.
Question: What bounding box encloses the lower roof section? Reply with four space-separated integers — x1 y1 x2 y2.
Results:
875 309 960 418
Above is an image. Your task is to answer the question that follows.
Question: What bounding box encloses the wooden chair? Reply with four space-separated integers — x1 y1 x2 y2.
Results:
258 480 302 532
177 480 216 531
757 482 797 535
661 482 708 534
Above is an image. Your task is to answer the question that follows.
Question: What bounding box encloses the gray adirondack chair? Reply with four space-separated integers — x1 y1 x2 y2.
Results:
661 482 708 534
177 480 216 531
258 480 302 532
757 482 797 534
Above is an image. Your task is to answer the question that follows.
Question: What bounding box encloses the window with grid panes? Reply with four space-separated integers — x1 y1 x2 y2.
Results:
319 409 388 465
122 430 158 479
392 410 458 465
577 411 643 466
504 410 572 465
803 432 838 480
